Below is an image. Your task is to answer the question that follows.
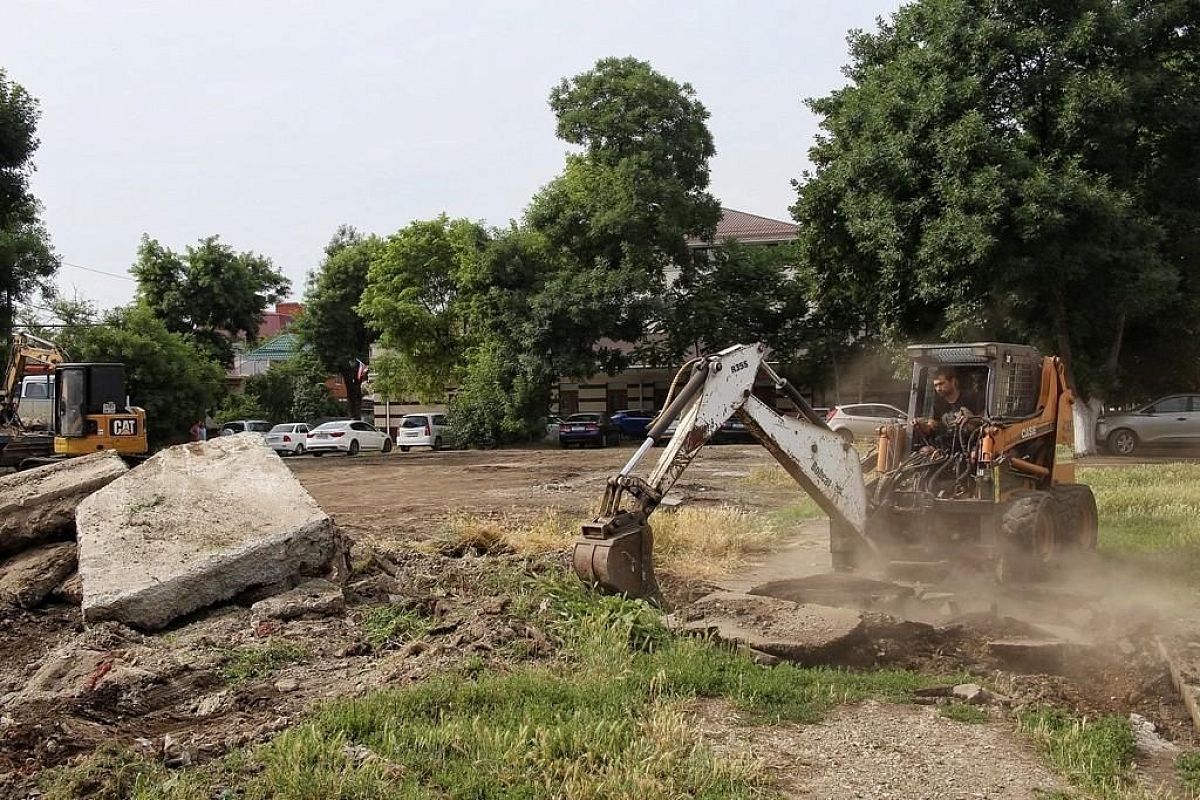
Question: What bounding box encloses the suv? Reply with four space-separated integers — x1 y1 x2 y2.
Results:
826 404 907 443
219 420 273 437
397 413 449 451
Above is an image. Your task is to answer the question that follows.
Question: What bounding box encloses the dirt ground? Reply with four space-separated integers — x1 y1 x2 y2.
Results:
2 443 1199 797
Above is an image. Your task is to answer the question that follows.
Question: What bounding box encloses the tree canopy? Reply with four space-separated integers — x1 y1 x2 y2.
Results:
793 0 1200 415
131 234 289 366
294 226 379 417
0 69 58 344
358 216 487 402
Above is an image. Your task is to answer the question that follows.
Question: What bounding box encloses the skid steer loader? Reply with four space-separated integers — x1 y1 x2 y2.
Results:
573 342 1098 598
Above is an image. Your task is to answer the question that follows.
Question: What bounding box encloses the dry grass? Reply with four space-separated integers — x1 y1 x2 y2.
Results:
651 506 787 579
435 505 786 581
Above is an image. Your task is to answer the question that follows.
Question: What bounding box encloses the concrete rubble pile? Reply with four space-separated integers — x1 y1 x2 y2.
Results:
0 434 346 629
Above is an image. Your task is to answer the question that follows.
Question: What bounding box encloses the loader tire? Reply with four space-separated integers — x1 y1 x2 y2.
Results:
996 491 1058 584
1050 484 1099 551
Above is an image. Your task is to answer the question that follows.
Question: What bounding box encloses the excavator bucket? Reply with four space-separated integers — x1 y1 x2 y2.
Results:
573 511 660 600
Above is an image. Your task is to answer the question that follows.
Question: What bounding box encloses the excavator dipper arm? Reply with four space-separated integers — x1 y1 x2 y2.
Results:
573 343 871 599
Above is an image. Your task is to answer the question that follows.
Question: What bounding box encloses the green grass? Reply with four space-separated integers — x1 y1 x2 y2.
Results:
1177 750 1200 794
54 578 960 800
939 703 988 724
1079 464 1200 581
1018 707 1137 799
358 603 433 649
219 641 309 686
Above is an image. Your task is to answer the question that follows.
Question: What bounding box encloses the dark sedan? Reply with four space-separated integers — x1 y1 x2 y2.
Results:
610 408 659 438
558 413 622 448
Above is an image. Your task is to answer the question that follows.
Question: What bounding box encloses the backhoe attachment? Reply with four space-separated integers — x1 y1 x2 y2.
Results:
573 343 873 599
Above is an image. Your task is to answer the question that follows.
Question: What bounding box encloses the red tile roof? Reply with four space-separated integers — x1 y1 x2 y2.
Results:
687 208 798 246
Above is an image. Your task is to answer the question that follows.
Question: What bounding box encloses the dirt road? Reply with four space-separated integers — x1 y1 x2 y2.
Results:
288 444 802 549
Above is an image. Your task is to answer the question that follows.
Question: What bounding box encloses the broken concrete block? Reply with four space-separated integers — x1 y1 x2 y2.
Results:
250 579 345 623
77 434 342 630
0 451 127 554
0 542 78 608
952 683 987 705
680 591 864 665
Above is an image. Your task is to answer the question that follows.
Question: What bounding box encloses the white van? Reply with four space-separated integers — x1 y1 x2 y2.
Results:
396 413 449 451
19 374 55 428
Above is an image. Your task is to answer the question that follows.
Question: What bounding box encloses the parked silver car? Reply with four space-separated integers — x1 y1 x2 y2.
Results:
826 403 907 442
1097 394 1200 456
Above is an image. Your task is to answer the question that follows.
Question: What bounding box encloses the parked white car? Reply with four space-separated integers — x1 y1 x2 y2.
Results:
306 420 393 456
265 422 310 456
220 419 272 437
396 413 449 452
826 404 907 442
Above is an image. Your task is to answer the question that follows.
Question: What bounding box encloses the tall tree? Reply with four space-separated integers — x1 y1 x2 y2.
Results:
527 56 722 377
793 0 1200 453
131 234 289 366
0 69 59 345
294 226 379 418
70 303 225 446
358 216 487 401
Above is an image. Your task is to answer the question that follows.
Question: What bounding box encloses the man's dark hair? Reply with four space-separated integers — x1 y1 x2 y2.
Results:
933 366 959 380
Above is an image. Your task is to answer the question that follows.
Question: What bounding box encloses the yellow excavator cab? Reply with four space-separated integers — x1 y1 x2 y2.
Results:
52 363 148 458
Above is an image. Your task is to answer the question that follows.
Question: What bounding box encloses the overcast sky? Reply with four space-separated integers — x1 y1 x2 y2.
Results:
3 0 901 312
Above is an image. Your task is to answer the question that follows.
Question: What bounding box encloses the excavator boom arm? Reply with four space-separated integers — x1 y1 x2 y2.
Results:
2 333 68 422
574 343 870 598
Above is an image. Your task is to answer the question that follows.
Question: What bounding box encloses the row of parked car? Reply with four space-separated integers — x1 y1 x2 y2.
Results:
550 408 760 448
219 413 449 456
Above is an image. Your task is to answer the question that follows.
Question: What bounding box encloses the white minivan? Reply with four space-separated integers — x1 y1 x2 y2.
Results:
397 413 448 452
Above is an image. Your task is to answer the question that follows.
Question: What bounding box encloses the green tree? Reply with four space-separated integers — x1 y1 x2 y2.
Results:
359 216 487 401
662 242 809 362
71 304 225 446
293 226 378 418
527 56 722 377
0 69 59 344
131 234 290 366
792 0 1200 452
221 352 342 425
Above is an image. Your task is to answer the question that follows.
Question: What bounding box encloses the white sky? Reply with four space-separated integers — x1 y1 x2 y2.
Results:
3 0 901 312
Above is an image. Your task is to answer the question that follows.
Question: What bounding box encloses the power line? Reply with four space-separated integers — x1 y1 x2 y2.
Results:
61 261 136 282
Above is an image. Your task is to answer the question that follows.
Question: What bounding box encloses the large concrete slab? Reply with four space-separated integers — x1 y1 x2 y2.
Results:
677 591 866 665
77 434 342 630
0 542 77 608
0 451 128 554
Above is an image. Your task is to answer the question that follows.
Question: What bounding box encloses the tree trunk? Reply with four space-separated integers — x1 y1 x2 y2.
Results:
831 349 842 404
1051 291 1100 457
340 367 363 419
1074 396 1103 456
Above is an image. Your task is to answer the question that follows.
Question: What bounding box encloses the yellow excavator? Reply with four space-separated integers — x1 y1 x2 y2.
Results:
574 342 1098 598
1 333 148 469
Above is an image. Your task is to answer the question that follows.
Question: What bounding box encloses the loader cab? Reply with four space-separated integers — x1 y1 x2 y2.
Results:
905 344 1042 447
53 363 148 457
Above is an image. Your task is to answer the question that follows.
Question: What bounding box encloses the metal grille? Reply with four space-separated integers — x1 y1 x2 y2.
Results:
996 359 1038 417
911 347 990 365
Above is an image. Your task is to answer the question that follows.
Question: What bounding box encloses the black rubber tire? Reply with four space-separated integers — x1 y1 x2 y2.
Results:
382 438 393 453
401 446 410 452
433 436 442 451
1107 428 1138 456
837 429 855 445
1050 484 1099 551
313 452 324 457
348 439 360 456
996 491 1058 583
295 443 305 456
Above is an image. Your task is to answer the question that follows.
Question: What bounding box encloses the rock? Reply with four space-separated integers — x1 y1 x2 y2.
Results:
952 683 988 704
0 451 127 554
1130 713 1179 756
681 591 865 666
54 572 83 605
77 435 344 630
0 542 77 608
250 579 345 624
273 677 299 693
